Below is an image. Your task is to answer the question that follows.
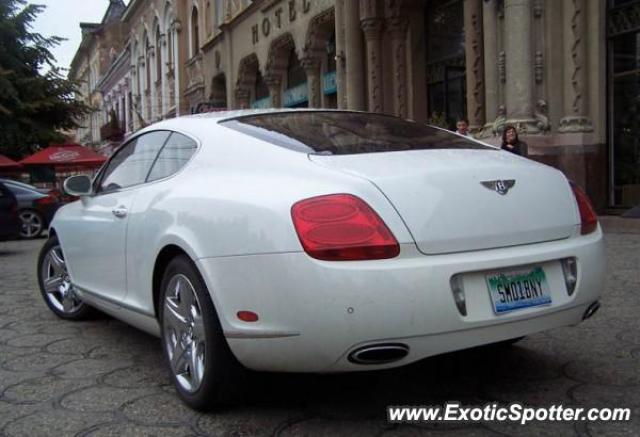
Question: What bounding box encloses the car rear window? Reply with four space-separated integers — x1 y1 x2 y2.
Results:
220 111 492 155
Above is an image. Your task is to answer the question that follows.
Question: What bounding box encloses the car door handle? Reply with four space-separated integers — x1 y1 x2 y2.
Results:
112 207 128 218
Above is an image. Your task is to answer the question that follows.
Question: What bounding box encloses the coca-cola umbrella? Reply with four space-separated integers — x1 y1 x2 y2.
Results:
19 144 107 168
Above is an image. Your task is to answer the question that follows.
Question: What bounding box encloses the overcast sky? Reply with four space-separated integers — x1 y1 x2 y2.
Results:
32 0 128 73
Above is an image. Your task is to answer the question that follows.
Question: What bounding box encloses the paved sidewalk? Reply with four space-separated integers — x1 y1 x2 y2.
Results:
0 228 638 436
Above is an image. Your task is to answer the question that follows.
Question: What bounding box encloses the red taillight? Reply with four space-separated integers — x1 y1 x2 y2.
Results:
35 195 56 206
570 182 598 235
291 194 400 261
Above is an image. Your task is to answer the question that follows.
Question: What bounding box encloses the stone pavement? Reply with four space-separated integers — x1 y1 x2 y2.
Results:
0 223 638 436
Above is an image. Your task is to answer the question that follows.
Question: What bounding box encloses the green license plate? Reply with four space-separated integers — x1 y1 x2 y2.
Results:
485 266 552 314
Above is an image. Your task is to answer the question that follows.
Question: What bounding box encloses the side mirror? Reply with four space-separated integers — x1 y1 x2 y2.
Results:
63 175 92 197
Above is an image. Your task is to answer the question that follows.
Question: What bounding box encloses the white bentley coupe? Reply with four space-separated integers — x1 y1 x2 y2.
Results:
38 110 605 409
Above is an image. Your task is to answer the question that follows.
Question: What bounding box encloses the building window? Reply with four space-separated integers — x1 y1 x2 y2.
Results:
191 7 200 57
145 36 151 92
206 1 212 36
286 48 306 89
214 0 222 32
155 26 162 82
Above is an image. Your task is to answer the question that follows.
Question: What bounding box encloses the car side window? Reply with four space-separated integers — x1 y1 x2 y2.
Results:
146 132 198 182
98 131 170 193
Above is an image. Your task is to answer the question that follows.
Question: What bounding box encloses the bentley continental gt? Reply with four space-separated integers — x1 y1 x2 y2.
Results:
37 110 605 409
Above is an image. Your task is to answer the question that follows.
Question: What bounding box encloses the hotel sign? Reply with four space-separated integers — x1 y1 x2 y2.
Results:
251 0 321 44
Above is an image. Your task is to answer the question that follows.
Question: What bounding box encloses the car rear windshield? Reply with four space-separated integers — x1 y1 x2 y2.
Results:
220 111 492 155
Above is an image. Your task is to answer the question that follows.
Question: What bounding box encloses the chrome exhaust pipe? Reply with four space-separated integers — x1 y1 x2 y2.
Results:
348 343 409 365
583 301 600 320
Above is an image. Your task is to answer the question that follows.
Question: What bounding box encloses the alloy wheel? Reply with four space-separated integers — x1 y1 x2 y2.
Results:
40 245 83 314
163 274 207 393
19 211 43 238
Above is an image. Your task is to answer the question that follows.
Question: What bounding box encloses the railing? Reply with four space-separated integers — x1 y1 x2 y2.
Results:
185 53 204 91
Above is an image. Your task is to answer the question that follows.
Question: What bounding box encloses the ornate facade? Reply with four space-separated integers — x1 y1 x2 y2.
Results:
72 0 634 210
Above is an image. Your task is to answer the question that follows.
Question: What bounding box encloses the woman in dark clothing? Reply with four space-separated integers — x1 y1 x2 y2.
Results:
501 125 528 156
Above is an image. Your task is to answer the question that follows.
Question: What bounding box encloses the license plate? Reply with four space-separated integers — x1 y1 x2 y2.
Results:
485 266 552 314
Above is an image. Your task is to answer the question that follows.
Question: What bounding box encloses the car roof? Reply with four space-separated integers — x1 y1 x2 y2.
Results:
137 109 367 135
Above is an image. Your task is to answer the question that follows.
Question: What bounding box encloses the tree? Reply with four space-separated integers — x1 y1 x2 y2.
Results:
0 0 91 159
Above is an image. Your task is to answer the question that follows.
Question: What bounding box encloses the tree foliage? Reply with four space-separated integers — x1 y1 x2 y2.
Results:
0 0 91 159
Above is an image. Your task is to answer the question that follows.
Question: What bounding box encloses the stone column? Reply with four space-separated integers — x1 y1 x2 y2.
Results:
559 0 593 132
482 0 498 135
345 0 365 110
265 74 283 108
504 0 538 133
464 0 485 131
385 0 409 118
302 57 322 108
334 0 347 109
360 0 384 113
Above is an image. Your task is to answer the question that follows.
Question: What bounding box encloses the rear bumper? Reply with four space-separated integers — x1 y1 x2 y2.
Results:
196 227 605 373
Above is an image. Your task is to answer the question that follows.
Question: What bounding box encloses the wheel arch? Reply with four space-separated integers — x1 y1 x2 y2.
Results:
152 244 190 319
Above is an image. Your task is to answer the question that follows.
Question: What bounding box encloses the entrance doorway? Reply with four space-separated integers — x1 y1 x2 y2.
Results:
424 0 466 130
608 0 640 207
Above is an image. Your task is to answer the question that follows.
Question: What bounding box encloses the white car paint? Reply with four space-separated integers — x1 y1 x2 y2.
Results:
50 109 605 373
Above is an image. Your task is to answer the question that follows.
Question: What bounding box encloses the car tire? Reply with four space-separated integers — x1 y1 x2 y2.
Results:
37 235 94 320
19 209 44 239
159 255 246 410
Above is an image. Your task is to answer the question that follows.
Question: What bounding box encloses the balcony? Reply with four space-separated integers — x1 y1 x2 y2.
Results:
100 118 125 142
184 53 205 96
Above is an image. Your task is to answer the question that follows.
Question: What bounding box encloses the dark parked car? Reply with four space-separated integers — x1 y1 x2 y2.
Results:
0 182 20 241
0 179 62 239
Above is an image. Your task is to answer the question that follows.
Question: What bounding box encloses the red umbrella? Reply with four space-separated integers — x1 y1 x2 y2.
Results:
20 144 107 167
0 154 22 169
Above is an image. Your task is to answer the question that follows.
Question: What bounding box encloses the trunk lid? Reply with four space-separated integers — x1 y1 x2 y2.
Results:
310 149 578 255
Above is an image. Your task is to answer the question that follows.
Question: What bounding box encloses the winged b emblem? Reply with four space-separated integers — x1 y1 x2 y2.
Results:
480 179 516 195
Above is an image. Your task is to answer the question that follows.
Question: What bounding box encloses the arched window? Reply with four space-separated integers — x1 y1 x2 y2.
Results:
214 0 221 32
155 25 162 82
286 48 305 89
191 7 199 57
205 1 212 36
144 35 151 91
167 29 173 68
134 42 141 94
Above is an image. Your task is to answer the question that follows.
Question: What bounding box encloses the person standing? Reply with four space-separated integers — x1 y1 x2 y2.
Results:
501 125 528 156
455 118 471 137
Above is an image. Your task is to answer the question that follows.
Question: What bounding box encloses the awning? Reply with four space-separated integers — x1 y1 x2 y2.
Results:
19 144 107 167
0 154 21 169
